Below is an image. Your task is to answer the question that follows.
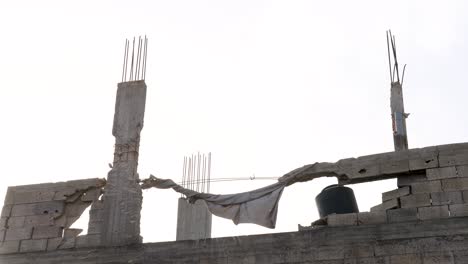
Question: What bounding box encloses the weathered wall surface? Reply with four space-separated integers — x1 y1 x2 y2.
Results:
101 80 146 246
176 198 212 241
0 178 105 254
0 216 467 263
1 142 468 263
306 151 468 228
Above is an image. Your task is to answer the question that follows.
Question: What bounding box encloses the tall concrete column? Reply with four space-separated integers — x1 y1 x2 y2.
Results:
101 80 147 246
390 81 408 151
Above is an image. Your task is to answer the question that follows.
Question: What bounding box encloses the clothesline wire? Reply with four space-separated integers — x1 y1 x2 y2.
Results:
172 176 278 186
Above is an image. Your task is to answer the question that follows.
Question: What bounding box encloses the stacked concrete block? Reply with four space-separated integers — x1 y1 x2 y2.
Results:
322 143 468 228
2 216 468 264
0 178 105 254
326 213 357 226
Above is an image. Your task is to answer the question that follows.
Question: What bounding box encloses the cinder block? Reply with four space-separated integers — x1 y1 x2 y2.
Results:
422 251 454 264
357 211 387 225
426 166 457 180
463 191 468 202
32 226 63 239
317 246 345 260
343 244 374 259
417 205 449 220
60 237 77 249
387 208 418 223
1 205 12 217
13 190 55 204
409 146 439 171
11 201 64 217
442 178 468 191
47 237 76 251
374 241 406 256
7 216 25 228
3 188 14 205
24 215 54 227
411 180 442 194
64 228 82 238
370 198 399 212
4 227 33 241
449 204 468 217
400 194 431 208
350 158 381 180
431 191 463 205
382 186 410 202
46 237 61 251
397 174 427 187
380 156 410 175
457 165 468 177
0 240 20 254
0 217 6 229
19 239 47 252
327 213 358 226
389 254 422 264
438 149 468 167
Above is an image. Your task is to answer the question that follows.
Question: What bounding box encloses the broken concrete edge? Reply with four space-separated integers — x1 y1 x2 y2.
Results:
277 142 468 186
3 178 107 206
302 163 468 230
0 178 107 254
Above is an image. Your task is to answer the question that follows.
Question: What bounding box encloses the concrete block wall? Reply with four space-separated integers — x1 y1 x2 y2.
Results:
322 163 468 228
0 178 105 254
1 216 468 263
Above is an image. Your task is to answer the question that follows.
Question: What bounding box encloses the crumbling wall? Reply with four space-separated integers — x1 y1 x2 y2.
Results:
303 144 468 228
0 178 105 254
101 81 146 246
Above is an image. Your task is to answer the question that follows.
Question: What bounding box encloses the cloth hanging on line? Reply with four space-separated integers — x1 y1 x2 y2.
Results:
140 162 343 229
141 175 286 228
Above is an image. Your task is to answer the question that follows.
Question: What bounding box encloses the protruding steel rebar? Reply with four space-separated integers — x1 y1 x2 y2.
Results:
180 152 213 194
120 36 148 83
207 152 211 193
143 36 148 80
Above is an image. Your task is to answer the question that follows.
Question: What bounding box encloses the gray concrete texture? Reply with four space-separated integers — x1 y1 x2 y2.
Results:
390 82 409 151
0 178 105 254
0 217 467 263
101 80 147 246
176 198 212 241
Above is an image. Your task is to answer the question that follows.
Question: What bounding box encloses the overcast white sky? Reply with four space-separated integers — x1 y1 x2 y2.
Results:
1 0 467 242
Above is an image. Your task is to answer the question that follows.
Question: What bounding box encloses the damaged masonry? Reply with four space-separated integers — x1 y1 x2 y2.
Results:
2 35 468 263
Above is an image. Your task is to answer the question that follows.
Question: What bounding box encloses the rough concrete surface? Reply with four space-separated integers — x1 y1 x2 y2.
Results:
0 217 467 263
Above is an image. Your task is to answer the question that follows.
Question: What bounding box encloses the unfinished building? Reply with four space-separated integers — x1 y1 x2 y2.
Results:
1 34 468 263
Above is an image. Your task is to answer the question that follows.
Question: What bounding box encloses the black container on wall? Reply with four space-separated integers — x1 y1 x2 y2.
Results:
315 184 359 218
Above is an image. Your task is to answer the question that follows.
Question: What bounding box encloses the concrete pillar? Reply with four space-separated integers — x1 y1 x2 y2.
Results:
176 198 212 241
390 82 408 151
101 81 146 246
